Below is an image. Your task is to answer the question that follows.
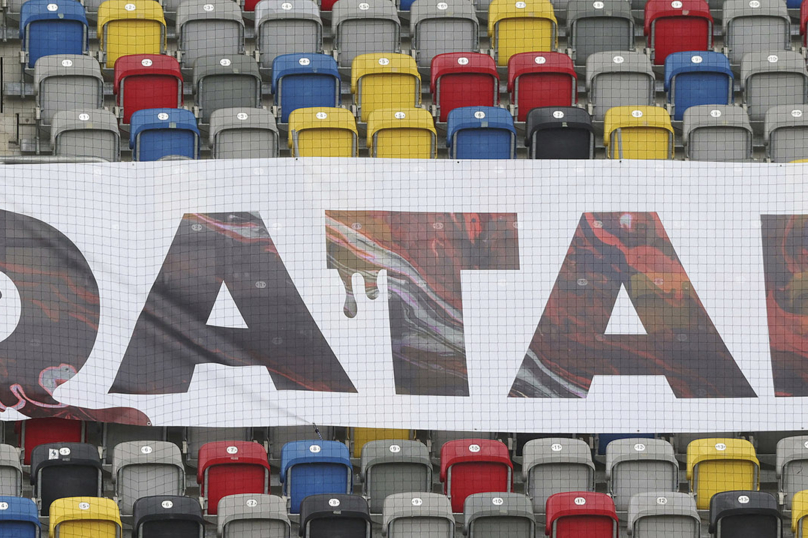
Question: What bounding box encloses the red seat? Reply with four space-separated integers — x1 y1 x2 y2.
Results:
507 52 577 122
644 0 713 66
320 0 339 10
545 492 618 538
431 52 500 123
801 0 808 48
114 54 183 124
197 441 270 515
16 418 83 465
440 439 512 513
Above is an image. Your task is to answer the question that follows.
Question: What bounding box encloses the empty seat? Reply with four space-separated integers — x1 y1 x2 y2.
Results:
271 54 340 123
446 106 516 159
368 108 437 158
410 0 479 68
586 52 655 121
218 494 291 538
526 106 594 159
255 0 322 69
198 441 270 516
597 435 657 457
566 0 634 65
709 491 781 538
686 439 759 510
20 0 88 69
431 52 499 123
522 438 594 514
765 105 808 163
333 0 401 68
352 53 421 122
604 106 674 160
210 107 278 159
464 493 535 538
97 0 167 69
17 419 84 466
627 492 700 538
281 440 352 514
382 493 454 538
507 52 577 122
605 438 679 512
0 496 40 538
49 497 121 538
102 424 167 465
488 0 557 66
793 491 808 537
132 496 204 538
431 431 496 461
130 108 201 161
644 0 712 66
665 51 733 121
300 495 371 538
113 54 183 125
34 54 103 127
742 52 808 123
441 439 513 513
0 444 23 496
268 426 336 461
31 443 102 516
545 492 618 538
352 429 412 459
288 107 359 157
112 440 185 516
360 440 432 513
723 0 790 65
176 0 244 68
185 427 252 468
776 436 808 510
683 105 753 161
193 55 262 123
51 110 120 162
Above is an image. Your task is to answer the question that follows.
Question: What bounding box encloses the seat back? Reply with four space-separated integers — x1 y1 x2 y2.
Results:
130 108 200 161
132 495 203 538
709 491 780 538
368 107 437 158
193 55 262 123
522 438 594 513
255 0 322 68
410 0 479 68
742 51 808 122
464 493 534 538
777 436 808 510
218 494 290 538
98 0 166 68
627 492 700 538
352 53 421 122
507 52 576 121
352 429 411 458
34 55 103 126
210 107 279 159
288 107 358 157
51 109 121 162
546 492 617 538
198 441 270 515
644 0 712 65
177 0 244 67
446 106 515 159
664 51 733 121
271 53 340 123
360 440 432 513
488 0 557 66
21 0 88 68
604 106 673 160
268 426 336 460
280 440 352 514
586 52 654 121
605 438 678 512
431 52 498 122
687 438 759 510
185 427 251 467
114 54 183 124
383 493 454 538
300 494 371 538
0 496 40 538
683 105 752 162
723 0 790 64
102 425 167 465
765 105 808 164
440 439 513 513
31 443 102 516
0 445 23 497
49 497 121 538
333 0 401 67
112 441 184 516
566 0 633 65
526 107 594 159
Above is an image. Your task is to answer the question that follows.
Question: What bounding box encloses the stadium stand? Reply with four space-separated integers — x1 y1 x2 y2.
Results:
604 106 674 159
446 106 516 159
287 107 358 157
709 491 781 538
565 0 634 66
271 54 340 123
664 51 734 122
176 0 245 69
740 51 808 123
367 107 437 158
255 0 323 69
197 441 270 515
48 497 121 538
765 106 808 164
112 440 185 516
586 51 655 121
644 0 713 66
97 0 167 69
382 493 455 538
0 496 40 538
130 108 201 161
521 438 595 514
132 495 204 538
50 109 120 162
300 494 372 538
507 52 577 122
626 492 701 538
351 53 421 122
430 53 499 123
20 0 88 69
280 440 352 514
217 494 291 538
545 492 619 538
0 444 23 497
687 439 760 510
192 54 262 123
683 105 754 162
410 0 479 68
463 493 535 538
440 439 513 513
605 438 679 512
34 54 103 128
360 439 432 513
31 443 102 516
332 0 401 68
488 0 558 66
209 107 279 158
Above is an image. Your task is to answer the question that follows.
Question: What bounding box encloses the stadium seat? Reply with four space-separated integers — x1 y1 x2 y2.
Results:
112 440 185 516
288 107 359 157
765 105 808 164
664 51 733 122
463 492 535 538
776 436 808 510
185 428 252 468
50 110 121 162
198 441 270 516
102 424 168 465
320 0 339 12
268 426 336 461
522 438 594 514
113 55 182 125
596 434 657 457
626 492 700 538
604 106 674 160
605 438 679 512
49 497 121 538
431 53 499 123
31 443 102 516
526 107 594 159
17 419 84 467
545 492 618 538
300 494 372 538
210 107 278 159
687 439 759 510
0 496 40 538
97 0 167 69
507 52 577 122
566 0 634 66
20 0 88 69
34 55 103 127
793 491 808 537
352 53 421 122
722 0 790 65
367 108 437 158
176 0 245 69
683 105 753 162
271 54 340 123
132 495 204 538
360 440 432 513
255 0 323 69
446 106 516 159
0 444 23 496
586 52 655 121
488 0 557 66
440 439 513 513
281 440 353 514
802 2 808 49
217 494 291 538
382 493 454 538
742 52 808 123
709 491 781 538
351 429 411 458
410 0 479 68
431 432 496 460
130 108 201 161
644 0 712 66
333 0 401 68
193 55 262 123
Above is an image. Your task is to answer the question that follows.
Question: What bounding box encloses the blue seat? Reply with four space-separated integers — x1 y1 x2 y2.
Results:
20 0 88 69
664 51 733 121
130 108 200 161
280 440 352 514
271 53 340 123
0 497 41 538
446 106 516 159
596 434 655 456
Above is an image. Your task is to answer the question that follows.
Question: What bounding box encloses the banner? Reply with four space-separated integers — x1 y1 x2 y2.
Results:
0 159 806 432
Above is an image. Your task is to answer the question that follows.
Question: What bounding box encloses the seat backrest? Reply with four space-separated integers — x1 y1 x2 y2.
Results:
440 439 513 513
487 0 558 66
130 108 200 161
522 438 594 513
176 0 244 67
526 106 593 159
546 492 617 538
333 0 401 67
21 0 88 68
627 492 699 538
0 445 23 497
287 107 358 157
644 0 712 65
777 436 808 510
0 496 40 538
586 51 654 120
114 54 183 124
193 55 262 123
604 106 673 160
663 51 733 121
34 54 103 126
210 107 279 159
51 109 121 162
709 491 780 538
300 494 371 538
102 425 168 464
271 53 340 123
464 493 534 538
686 438 759 510
382 493 454 538
605 439 678 512
430 52 499 122
197 441 270 515
351 429 412 458
446 106 515 159
410 0 479 68
682 105 752 162
112 440 184 515
722 0 790 64
367 107 437 158
19 418 84 466
360 440 432 513
268 426 336 460
765 105 808 164
280 440 352 514
185 427 251 466
31 442 102 516
218 494 290 538
507 51 577 121
255 0 323 68
566 0 633 64
49 497 121 538
132 495 204 538
742 52 808 122
97 0 167 68
351 53 421 122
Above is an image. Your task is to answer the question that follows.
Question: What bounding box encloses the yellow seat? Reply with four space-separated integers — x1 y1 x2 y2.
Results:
288 107 358 157
604 106 673 160
791 159 808 163
367 108 436 158
792 490 808 537
352 428 413 458
351 53 421 123
686 439 759 510
49 497 122 538
488 0 557 66
98 0 166 69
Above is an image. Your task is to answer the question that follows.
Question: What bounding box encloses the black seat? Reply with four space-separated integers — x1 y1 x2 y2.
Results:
709 491 781 538
133 495 204 538
525 106 594 160
30 442 102 516
299 494 371 538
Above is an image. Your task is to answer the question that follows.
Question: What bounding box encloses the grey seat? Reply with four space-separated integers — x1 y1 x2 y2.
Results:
102 424 168 464
566 0 634 65
34 54 104 127
50 109 121 162
210 107 279 159
177 0 245 68
742 52 808 123
410 0 479 68
255 0 322 69
463 493 535 538
522 438 595 513
683 105 753 162
185 427 252 466
586 51 655 121
605 438 679 512
360 440 432 513
193 55 262 123
776 436 808 509
0 444 23 497
218 494 291 538
767 104 808 162
627 492 700 538
382 493 455 538
269 426 335 460
723 0 790 65
332 0 401 68
112 440 185 515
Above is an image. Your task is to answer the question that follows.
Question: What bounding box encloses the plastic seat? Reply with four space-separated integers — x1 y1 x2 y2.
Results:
526 107 594 159
381 493 454 538
132 496 204 538
522 438 594 514
112 441 185 516
209 107 278 159
268 427 336 461
741 52 808 123
198 441 270 516
97 0 167 69
50 110 120 162
114 54 183 125
793 491 808 537
367 108 437 158
686 439 759 510
271 54 340 123
440 439 513 513
193 55 262 123
644 0 712 66
507 52 577 122
626 492 700 538
765 105 808 163
446 106 516 159
31 443 102 516
49 497 121 538
0 496 40 538
20 0 88 69
604 106 674 160
352 53 421 122
176 0 244 68
34 55 103 127
776 436 808 510
217 494 291 538
488 0 557 66
0 444 23 496
545 492 618 538
566 0 633 65
722 0 790 65
682 105 753 162
185 428 252 468
333 0 401 68
664 51 733 121
586 52 654 121
281 440 353 514
351 429 412 459
17 419 84 467
431 52 499 123
288 107 358 157
130 108 201 161
255 0 322 69
300 495 371 538
463 493 535 538
410 0 479 68
360 440 432 513
605 438 679 512
709 491 781 538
